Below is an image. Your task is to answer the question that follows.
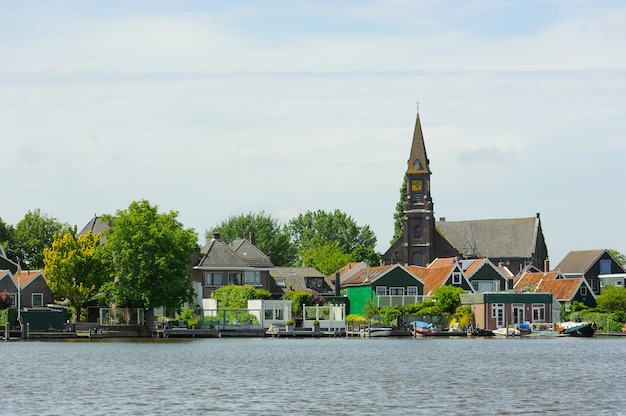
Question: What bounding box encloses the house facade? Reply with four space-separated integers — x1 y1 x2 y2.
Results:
461 292 557 330
553 249 626 295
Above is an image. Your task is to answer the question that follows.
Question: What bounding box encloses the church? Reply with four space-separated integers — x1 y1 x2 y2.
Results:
381 112 548 274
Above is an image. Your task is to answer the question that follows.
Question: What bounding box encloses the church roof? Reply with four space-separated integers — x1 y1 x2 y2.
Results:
436 216 541 259
406 113 431 175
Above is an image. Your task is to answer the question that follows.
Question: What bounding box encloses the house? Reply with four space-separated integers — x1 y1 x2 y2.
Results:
269 266 337 300
513 270 564 291
341 264 425 315
191 233 274 302
0 269 18 304
430 257 510 292
381 112 548 271
0 244 19 275
14 269 54 309
513 269 596 309
553 249 626 295
334 262 368 284
406 261 474 298
461 292 558 330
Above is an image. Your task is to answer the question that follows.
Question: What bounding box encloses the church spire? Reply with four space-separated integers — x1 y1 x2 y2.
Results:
406 111 430 175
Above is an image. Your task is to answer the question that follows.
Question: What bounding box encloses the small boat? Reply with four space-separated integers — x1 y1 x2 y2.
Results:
410 321 467 337
360 325 392 337
492 327 521 337
556 321 596 337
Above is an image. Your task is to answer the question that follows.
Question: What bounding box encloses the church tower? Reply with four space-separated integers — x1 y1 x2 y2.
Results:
382 112 437 266
403 112 435 266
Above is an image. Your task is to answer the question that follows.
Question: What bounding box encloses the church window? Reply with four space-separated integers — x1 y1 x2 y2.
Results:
414 225 422 241
412 251 424 266
413 159 421 170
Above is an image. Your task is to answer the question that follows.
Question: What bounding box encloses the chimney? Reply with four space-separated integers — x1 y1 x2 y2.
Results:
440 217 446 222
544 259 550 272
335 271 341 296
212 233 222 241
249 232 256 246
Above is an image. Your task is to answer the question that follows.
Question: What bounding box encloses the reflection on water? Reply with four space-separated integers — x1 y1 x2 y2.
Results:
1 336 625 415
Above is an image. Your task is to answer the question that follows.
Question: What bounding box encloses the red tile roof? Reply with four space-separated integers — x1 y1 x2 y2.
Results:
537 278 584 301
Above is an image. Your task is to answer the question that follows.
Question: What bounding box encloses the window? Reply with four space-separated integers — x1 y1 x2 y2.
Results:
264 309 274 320
452 272 462 285
32 293 43 307
407 286 418 296
581 285 587 296
512 303 524 324
205 272 223 286
600 260 611 274
275 279 286 288
491 303 504 327
306 277 324 289
414 225 422 242
412 252 424 266
389 287 404 296
532 304 545 322
472 280 497 293
229 273 242 285
376 286 387 296
244 271 261 285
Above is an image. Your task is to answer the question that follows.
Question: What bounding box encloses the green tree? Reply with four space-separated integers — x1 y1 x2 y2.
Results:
211 285 271 309
596 285 626 315
100 200 198 315
349 244 381 267
13 208 70 268
431 285 466 314
43 231 111 321
282 290 315 317
301 240 350 275
288 209 377 255
391 176 407 244
0 217 17 262
208 211 296 266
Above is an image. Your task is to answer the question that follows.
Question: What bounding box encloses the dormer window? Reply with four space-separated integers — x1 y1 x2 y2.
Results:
413 159 421 170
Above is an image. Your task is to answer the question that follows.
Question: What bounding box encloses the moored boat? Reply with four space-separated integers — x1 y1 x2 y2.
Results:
492 327 521 337
556 321 596 337
410 321 467 337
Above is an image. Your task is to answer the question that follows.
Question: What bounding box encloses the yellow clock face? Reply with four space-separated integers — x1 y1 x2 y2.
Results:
411 179 423 192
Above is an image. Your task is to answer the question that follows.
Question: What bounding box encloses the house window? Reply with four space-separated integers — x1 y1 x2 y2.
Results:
491 303 504 327
306 277 324 289
32 293 43 307
452 272 462 285
473 280 497 293
275 279 286 288
229 273 242 285
581 285 587 296
600 260 611 274
407 286 418 296
389 287 404 296
512 303 524 324
244 271 261 285
205 272 223 286
532 304 545 322
376 286 387 296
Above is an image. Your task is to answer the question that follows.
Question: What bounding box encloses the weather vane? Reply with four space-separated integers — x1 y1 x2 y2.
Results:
416 100 420 115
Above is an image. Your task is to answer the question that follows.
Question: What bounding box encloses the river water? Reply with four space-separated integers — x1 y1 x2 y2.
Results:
1 336 624 415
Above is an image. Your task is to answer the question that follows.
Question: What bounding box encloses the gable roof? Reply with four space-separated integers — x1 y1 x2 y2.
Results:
269 267 334 294
332 262 368 284
196 239 249 269
406 264 464 296
536 278 593 301
514 270 562 290
553 249 618 274
229 239 274 268
342 265 397 286
436 216 541 259
15 270 45 289
78 215 109 243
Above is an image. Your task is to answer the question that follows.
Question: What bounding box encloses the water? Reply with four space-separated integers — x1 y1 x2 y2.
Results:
1 336 625 415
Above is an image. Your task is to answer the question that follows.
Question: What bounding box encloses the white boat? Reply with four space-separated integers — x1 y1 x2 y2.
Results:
492 327 521 336
361 326 392 337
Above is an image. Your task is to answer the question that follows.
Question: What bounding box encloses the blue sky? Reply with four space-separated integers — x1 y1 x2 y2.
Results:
2 0 625 265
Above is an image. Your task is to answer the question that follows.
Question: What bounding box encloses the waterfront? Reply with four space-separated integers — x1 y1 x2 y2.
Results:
1 336 625 415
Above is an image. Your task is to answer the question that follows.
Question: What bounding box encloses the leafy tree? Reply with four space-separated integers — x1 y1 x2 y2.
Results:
282 290 315 316
43 231 111 321
13 209 71 268
391 176 407 244
349 244 381 267
596 285 626 316
0 290 13 310
430 285 465 314
609 249 626 266
363 298 380 320
301 240 350 275
208 211 296 266
288 209 377 255
0 217 17 262
100 200 198 315
211 285 271 309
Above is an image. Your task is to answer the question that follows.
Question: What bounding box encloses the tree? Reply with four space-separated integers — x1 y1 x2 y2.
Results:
430 286 466 314
208 211 296 266
282 290 315 317
0 217 17 263
43 231 111 321
100 200 198 315
0 290 13 310
349 245 381 267
391 176 407 244
211 285 271 309
288 209 376 254
13 208 70 268
300 240 350 275
596 285 626 315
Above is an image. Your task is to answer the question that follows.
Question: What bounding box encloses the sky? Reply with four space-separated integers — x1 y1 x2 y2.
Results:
2 0 625 265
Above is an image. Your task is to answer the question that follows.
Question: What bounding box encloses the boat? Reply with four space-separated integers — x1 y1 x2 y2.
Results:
492 327 521 337
360 325 392 337
410 321 467 337
556 321 596 337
